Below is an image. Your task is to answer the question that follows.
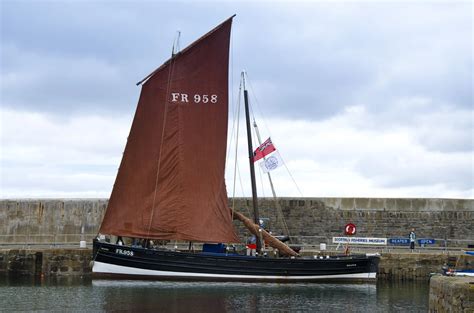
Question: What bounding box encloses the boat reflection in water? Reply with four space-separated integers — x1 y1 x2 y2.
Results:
0 276 428 312
92 280 378 312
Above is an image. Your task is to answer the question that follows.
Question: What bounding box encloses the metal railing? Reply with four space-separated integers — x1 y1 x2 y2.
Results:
0 233 97 249
293 236 473 253
0 234 472 252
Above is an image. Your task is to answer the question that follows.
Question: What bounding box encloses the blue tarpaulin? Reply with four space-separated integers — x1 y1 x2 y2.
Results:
202 243 227 253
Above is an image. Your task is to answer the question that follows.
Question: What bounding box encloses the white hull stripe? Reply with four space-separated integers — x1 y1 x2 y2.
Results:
92 261 377 280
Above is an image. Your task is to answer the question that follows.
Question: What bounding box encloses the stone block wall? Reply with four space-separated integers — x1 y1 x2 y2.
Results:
233 198 473 247
429 275 474 312
0 248 92 276
0 248 463 281
0 200 107 244
0 198 472 246
378 253 451 281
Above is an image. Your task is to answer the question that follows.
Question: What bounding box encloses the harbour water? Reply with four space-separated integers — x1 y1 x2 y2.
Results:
0 276 428 312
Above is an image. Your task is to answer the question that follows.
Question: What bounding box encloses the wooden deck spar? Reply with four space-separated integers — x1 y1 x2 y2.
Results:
232 210 299 257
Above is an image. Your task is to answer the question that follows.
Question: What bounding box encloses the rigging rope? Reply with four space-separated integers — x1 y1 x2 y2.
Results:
147 49 177 239
236 162 252 218
242 73 296 238
231 77 243 220
226 27 237 164
244 72 304 197
279 154 304 197
244 72 273 144
252 130 265 198
226 77 241 163
257 163 266 198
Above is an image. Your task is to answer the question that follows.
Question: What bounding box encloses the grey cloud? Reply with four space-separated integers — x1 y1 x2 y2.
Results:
355 150 473 192
2 1 472 198
1 44 137 115
1 1 233 114
1 1 472 156
2 1 471 119
360 99 473 154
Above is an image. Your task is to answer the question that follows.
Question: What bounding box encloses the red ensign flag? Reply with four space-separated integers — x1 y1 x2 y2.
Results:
253 138 276 162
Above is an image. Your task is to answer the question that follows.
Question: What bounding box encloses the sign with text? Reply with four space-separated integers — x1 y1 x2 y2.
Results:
388 238 410 245
418 239 435 245
333 237 387 245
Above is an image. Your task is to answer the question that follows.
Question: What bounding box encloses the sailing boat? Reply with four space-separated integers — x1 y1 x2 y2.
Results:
92 16 380 282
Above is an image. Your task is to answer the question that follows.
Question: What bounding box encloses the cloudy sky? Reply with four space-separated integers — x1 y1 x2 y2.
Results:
1 0 472 199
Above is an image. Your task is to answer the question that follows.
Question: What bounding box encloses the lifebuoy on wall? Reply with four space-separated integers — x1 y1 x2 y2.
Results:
344 223 357 236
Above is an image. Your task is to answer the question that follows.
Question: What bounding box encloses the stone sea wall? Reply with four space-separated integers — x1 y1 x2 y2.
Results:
0 199 107 245
378 253 452 281
0 248 91 277
237 198 474 247
429 275 474 312
0 248 460 282
0 198 473 246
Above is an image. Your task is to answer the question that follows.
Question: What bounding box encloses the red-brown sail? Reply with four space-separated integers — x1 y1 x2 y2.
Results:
100 17 240 243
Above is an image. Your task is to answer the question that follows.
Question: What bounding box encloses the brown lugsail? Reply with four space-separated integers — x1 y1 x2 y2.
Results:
100 17 240 243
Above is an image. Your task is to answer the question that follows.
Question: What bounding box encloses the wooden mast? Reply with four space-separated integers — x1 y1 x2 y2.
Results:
234 72 297 257
242 72 262 253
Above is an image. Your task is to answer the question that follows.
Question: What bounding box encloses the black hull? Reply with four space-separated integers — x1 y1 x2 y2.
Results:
92 241 379 282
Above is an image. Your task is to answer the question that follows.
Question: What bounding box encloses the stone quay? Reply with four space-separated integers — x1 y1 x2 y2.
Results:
1 198 472 247
0 248 468 282
0 198 472 282
429 275 474 312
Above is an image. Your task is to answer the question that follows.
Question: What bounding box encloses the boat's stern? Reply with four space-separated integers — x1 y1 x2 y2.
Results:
365 253 381 278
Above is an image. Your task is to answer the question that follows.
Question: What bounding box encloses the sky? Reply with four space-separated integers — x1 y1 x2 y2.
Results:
1 0 473 199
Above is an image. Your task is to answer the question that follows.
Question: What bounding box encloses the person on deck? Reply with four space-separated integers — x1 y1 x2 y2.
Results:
246 235 257 256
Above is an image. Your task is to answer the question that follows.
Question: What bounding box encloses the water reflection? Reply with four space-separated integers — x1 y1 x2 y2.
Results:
0 276 428 312
93 280 377 312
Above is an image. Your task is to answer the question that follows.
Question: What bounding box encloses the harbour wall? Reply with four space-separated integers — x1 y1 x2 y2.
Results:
0 248 91 277
0 248 464 281
429 275 474 312
1 198 472 247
